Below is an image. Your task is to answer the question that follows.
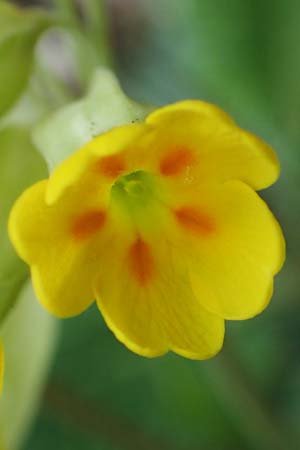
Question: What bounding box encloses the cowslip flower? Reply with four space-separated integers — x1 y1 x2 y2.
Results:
9 101 285 359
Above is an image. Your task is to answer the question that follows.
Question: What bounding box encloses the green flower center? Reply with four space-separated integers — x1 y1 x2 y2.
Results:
111 170 156 209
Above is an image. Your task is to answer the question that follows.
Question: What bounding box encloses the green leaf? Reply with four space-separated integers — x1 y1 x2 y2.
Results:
0 127 47 322
0 2 52 116
33 68 152 170
0 281 58 450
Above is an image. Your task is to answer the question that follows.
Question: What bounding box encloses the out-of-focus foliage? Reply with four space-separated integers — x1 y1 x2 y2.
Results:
0 0 299 449
0 2 51 116
0 127 47 321
0 281 57 450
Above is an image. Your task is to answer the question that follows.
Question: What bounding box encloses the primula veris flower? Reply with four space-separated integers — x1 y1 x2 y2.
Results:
8 101 285 359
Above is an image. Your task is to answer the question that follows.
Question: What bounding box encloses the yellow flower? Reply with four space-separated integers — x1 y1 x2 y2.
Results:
8 101 285 359
0 342 4 393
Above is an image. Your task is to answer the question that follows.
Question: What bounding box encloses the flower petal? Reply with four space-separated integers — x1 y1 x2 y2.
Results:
46 123 146 204
173 180 285 320
146 100 279 190
94 233 224 359
8 180 109 317
147 99 235 126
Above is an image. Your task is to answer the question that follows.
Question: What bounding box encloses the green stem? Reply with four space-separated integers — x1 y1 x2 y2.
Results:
80 0 114 67
52 0 82 28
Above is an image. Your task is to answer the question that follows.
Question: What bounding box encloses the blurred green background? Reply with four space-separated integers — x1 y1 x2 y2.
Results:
2 0 300 449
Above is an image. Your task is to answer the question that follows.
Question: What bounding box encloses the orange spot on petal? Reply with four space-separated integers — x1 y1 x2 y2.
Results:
95 154 126 178
71 210 106 240
129 238 154 285
160 147 195 176
174 207 216 236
